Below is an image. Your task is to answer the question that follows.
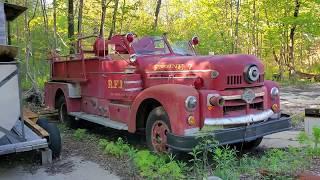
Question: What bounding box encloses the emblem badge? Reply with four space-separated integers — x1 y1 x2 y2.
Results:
242 89 255 103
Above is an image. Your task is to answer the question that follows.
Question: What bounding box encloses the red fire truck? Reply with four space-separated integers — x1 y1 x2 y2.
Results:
44 34 291 152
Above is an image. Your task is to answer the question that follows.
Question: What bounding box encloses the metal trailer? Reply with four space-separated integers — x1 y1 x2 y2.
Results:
0 3 59 164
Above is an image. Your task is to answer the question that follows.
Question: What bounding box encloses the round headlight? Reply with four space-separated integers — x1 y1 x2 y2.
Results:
270 87 279 98
245 65 260 83
185 96 197 111
129 54 137 63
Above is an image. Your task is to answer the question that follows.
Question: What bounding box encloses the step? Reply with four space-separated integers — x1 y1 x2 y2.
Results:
69 112 128 130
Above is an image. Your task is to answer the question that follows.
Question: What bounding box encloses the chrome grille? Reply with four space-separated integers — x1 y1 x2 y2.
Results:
227 75 242 85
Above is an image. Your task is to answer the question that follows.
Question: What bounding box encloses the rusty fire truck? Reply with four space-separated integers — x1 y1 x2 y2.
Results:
44 34 291 152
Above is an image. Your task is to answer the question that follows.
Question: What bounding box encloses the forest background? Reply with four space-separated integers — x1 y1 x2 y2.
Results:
4 0 320 89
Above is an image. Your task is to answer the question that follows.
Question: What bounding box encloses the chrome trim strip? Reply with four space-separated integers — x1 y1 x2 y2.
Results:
145 70 213 74
147 76 197 79
184 128 200 136
204 109 274 125
222 92 265 100
124 80 142 84
124 87 142 92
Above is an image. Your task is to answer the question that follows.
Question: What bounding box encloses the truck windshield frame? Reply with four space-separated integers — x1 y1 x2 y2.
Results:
131 36 196 56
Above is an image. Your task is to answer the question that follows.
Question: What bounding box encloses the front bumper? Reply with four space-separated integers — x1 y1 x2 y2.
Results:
167 114 291 152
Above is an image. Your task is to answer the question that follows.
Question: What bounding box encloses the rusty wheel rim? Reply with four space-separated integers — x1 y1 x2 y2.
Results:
151 120 170 152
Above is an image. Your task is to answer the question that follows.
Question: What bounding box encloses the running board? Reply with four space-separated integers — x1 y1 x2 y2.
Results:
69 112 128 130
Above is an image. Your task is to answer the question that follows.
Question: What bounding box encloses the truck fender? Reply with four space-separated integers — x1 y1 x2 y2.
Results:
264 80 280 112
128 84 200 135
45 82 81 112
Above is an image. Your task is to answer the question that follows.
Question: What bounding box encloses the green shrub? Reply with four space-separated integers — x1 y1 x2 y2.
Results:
73 129 87 140
101 137 131 158
133 150 184 179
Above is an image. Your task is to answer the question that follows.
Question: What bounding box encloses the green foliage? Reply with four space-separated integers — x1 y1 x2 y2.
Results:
133 150 184 179
291 113 305 127
99 137 131 158
212 147 239 179
73 129 87 140
98 138 185 179
298 126 320 155
188 136 217 178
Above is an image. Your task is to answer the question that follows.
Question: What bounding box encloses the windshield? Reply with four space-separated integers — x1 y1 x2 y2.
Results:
132 36 170 55
131 36 196 56
171 41 196 56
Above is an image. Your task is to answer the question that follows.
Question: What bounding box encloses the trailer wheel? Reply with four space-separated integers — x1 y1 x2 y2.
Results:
37 118 62 158
146 106 171 153
57 96 76 127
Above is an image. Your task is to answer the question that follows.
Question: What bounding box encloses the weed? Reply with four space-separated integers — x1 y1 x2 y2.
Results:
291 113 304 127
188 136 217 178
298 126 320 156
133 150 185 179
212 147 239 180
73 129 87 140
99 137 131 158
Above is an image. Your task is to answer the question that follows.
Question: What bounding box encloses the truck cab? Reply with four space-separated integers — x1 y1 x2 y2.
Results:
44 33 291 152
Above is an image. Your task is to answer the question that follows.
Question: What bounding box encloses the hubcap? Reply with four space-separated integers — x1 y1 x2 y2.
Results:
151 120 170 152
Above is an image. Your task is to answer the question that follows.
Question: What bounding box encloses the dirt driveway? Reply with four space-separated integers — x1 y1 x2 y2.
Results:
0 84 319 180
280 84 320 115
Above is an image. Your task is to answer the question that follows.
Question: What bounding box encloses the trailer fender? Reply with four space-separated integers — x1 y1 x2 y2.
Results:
129 84 200 136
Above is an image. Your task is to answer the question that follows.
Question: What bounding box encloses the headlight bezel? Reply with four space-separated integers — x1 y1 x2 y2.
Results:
244 65 260 83
185 96 197 111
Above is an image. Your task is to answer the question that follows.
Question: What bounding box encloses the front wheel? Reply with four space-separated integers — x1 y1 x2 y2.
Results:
234 137 263 151
146 106 171 153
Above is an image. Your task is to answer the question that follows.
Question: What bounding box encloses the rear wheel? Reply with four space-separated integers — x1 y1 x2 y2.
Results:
146 107 171 153
57 96 75 126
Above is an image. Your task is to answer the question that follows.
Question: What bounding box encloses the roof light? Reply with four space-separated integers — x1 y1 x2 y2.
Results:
191 36 199 46
126 33 134 43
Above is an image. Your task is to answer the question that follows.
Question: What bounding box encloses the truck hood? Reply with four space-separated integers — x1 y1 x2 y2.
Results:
137 54 265 90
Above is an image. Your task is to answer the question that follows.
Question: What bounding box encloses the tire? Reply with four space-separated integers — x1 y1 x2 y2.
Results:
235 137 263 151
146 106 171 153
57 96 75 127
37 118 62 158
243 137 263 149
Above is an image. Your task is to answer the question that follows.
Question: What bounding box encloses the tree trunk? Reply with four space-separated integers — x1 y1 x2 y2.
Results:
288 0 300 77
108 0 119 39
78 0 83 35
153 0 162 30
119 0 126 34
234 0 240 54
68 0 75 54
53 0 57 49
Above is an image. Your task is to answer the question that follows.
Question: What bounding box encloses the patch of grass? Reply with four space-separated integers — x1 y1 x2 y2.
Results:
298 126 320 156
99 138 132 158
98 138 185 179
73 128 87 140
291 113 305 127
133 150 185 179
